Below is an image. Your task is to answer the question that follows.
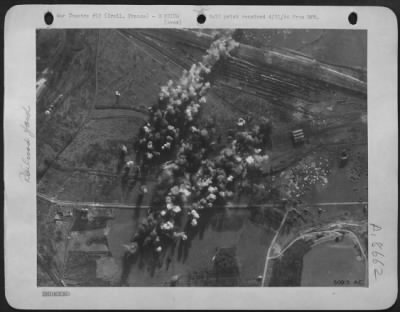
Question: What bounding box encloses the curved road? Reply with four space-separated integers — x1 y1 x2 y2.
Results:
262 224 368 287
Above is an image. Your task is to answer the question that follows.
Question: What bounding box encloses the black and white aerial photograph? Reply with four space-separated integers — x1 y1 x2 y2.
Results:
36 28 368 287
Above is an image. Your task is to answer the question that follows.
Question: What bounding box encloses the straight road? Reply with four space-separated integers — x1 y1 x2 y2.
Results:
37 192 367 210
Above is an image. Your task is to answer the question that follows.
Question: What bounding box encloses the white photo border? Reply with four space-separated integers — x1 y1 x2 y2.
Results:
4 5 398 310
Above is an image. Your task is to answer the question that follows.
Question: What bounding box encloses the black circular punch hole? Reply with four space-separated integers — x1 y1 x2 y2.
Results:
197 14 206 24
44 11 54 26
348 12 357 25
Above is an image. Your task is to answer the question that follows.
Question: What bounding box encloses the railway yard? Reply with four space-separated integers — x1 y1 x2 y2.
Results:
37 29 368 287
